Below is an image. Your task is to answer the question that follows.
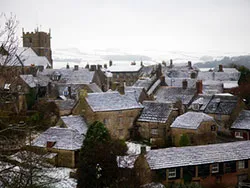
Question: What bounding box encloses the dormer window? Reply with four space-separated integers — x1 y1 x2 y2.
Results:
46 141 56 148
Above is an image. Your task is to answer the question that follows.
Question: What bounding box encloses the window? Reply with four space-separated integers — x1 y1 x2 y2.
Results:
103 119 108 124
168 168 176 178
211 125 216 131
225 161 236 173
238 160 245 169
212 163 219 173
151 129 158 135
235 131 243 139
4 83 11 90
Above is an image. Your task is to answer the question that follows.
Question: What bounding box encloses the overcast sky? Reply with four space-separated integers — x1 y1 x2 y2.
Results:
1 0 250 54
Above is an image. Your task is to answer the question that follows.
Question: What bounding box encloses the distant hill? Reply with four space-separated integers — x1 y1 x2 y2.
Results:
195 55 250 69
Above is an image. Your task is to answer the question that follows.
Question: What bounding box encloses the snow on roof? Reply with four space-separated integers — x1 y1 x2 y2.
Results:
204 94 238 115
147 79 161 95
171 111 214 129
125 86 144 101
61 115 88 135
197 71 240 82
85 91 143 112
16 47 37 57
155 87 196 105
133 77 154 91
40 68 94 84
223 81 239 89
87 83 102 92
20 74 37 88
189 95 213 111
19 56 51 67
146 141 250 170
107 64 142 72
32 127 83 150
231 110 250 130
138 101 173 123
165 77 197 88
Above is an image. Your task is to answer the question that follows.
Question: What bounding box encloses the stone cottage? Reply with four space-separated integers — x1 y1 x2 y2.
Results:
170 111 217 146
78 90 143 140
136 101 178 147
231 110 250 140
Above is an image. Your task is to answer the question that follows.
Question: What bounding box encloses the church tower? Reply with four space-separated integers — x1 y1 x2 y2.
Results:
22 28 53 67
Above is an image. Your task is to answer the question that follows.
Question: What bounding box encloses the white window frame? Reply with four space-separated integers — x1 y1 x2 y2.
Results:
168 168 176 178
211 163 219 173
238 160 245 169
235 131 243 139
151 128 158 135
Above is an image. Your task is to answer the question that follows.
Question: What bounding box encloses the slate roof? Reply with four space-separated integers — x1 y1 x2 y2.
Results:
32 127 83 150
20 74 50 88
125 86 144 102
146 141 250 170
223 81 239 89
147 79 161 95
133 77 154 91
231 110 250 130
171 112 214 129
202 80 223 95
204 94 238 115
40 68 94 84
138 101 173 123
61 115 88 135
189 95 213 111
165 77 196 88
107 65 142 72
155 87 196 105
197 71 240 82
87 83 102 92
85 91 143 112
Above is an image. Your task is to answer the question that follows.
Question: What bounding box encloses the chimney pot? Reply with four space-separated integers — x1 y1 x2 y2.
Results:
85 64 90 69
90 65 97 71
74 65 79 71
109 60 113 67
160 75 166 86
196 80 203 94
170 59 173 68
140 146 146 155
219 64 223 72
104 64 107 69
182 79 188 89
188 61 192 69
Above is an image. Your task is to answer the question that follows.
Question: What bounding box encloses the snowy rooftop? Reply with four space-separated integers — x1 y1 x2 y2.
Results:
155 87 196 105
171 111 214 129
125 86 144 102
40 68 94 84
223 81 239 89
189 95 213 111
197 71 240 82
85 91 143 112
133 77 154 91
146 141 250 170
204 94 238 115
165 77 197 88
107 64 142 72
61 115 88 135
231 110 250 130
147 79 161 96
32 127 83 150
138 101 173 123
20 74 50 88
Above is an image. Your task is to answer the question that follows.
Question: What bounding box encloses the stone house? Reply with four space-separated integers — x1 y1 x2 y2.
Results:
54 99 77 116
136 101 178 147
31 115 87 168
231 110 250 140
170 111 218 146
77 90 143 140
125 86 150 103
134 141 250 188
204 93 242 129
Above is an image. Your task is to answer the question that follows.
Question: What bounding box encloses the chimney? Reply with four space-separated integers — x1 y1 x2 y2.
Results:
182 79 188 89
66 63 70 69
219 64 223 72
104 64 107 69
156 64 163 79
90 65 96 71
140 146 146 155
162 61 166 67
109 60 113 67
141 61 144 67
170 59 173 68
196 80 203 94
97 64 102 70
46 141 56 148
85 64 90 69
188 61 192 69
74 65 79 71
68 86 72 98
117 85 125 95
160 75 166 86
